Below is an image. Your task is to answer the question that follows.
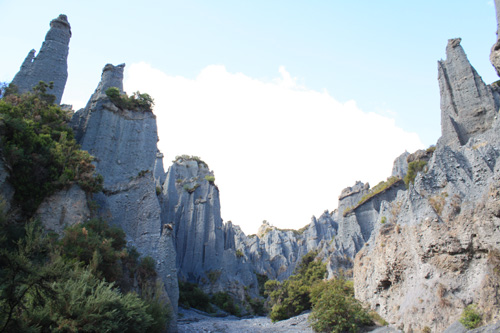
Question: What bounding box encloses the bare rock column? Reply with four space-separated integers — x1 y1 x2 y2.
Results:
11 14 71 104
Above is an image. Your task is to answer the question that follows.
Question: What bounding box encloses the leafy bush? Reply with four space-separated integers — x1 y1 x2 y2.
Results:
309 278 373 332
105 87 154 112
0 215 166 332
178 281 213 313
212 291 241 316
236 249 244 258
459 304 482 329
59 218 126 282
404 160 428 187
265 251 327 322
205 175 215 183
0 83 102 214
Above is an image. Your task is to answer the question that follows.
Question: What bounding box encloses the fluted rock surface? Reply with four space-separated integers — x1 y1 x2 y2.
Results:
161 157 258 298
354 35 500 332
12 15 71 104
71 64 179 330
229 170 406 282
438 38 499 147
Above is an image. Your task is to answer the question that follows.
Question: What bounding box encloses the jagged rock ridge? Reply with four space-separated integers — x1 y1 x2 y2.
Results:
353 8 500 331
11 14 71 104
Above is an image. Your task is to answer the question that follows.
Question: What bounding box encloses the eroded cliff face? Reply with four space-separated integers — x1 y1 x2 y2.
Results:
160 157 258 299
11 14 71 104
226 174 406 282
71 64 179 331
354 22 500 332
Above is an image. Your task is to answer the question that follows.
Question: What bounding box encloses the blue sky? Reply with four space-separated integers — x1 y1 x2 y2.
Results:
1 1 498 233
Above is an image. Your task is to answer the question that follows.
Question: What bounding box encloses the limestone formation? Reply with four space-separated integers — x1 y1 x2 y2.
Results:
71 64 179 331
11 15 71 104
354 35 500 331
160 157 258 298
438 38 499 147
391 151 409 179
35 185 90 235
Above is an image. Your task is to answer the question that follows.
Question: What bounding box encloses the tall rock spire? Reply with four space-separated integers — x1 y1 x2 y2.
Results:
438 38 498 147
11 14 71 104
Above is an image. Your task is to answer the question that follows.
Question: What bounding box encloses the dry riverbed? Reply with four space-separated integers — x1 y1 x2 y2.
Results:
177 308 401 333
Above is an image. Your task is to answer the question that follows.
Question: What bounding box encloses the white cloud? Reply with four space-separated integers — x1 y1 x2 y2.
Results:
124 63 424 235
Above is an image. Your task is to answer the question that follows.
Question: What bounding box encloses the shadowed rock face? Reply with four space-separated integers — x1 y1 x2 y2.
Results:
438 38 499 147
11 14 71 104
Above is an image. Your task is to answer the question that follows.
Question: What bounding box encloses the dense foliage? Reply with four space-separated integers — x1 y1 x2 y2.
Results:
178 281 213 313
264 251 327 322
309 278 373 333
0 82 102 214
105 87 154 112
0 211 170 332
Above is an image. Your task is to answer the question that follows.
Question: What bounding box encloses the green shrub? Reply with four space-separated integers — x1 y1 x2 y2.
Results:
178 281 213 313
265 251 327 322
183 183 200 193
105 87 154 112
309 278 373 332
207 270 222 284
0 84 102 214
0 217 164 332
404 160 428 187
236 249 244 258
205 175 215 183
59 218 126 282
212 292 241 316
459 304 482 329
380 216 387 224
256 273 269 296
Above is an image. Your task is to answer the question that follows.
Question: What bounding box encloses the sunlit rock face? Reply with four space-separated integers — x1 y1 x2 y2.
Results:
438 38 499 148
354 17 500 331
12 14 71 104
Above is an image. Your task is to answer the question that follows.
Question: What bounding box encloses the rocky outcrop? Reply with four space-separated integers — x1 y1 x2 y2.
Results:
438 38 499 147
354 24 500 331
161 157 258 299
35 185 90 235
11 15 71 104
226 166 406 282
71 64 178 331
391 151 409 179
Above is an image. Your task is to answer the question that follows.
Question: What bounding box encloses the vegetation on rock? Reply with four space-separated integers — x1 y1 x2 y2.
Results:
0 82 103 214
105 87 154 112
265 251 327 322
459 304 482 329
0 208 170 332
404 160 428 187
309 277 373 332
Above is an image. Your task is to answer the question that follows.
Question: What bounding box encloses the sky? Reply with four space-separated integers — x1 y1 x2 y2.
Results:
1 1 498 234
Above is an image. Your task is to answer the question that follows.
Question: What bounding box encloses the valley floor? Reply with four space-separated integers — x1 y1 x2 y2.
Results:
177 308 313 333
177 308 400 333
